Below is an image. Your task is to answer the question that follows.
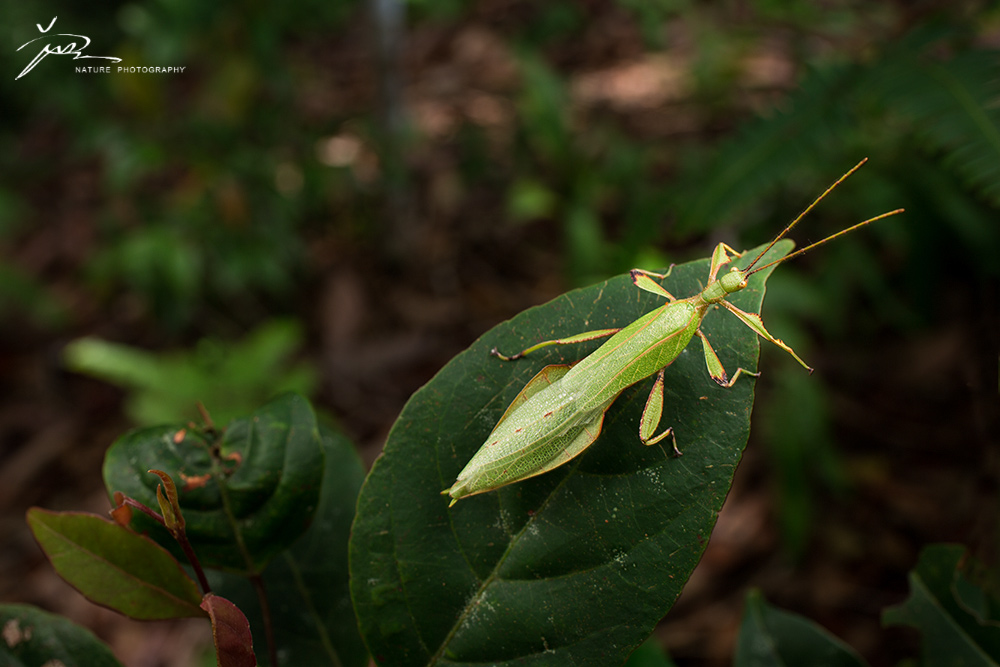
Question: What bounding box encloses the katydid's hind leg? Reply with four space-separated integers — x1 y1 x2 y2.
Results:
639 369 681 456
491 328 620 361
696 329 760 388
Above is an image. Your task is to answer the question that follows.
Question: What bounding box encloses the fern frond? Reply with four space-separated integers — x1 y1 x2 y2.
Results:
670 26 1000 235
671 63 864 236
867 47 1000 206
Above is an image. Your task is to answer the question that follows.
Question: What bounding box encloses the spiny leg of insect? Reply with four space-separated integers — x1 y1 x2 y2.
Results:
630 267 677 300
491 328 621 361
639 369 682 456
708 243 743 282
719 299 813 373
696 329 761 388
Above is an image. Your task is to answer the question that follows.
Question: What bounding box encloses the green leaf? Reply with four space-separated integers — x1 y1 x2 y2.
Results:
63 319 316 426
624 638 677 667
25 509 205 620
350 241 791 666
0 603 123 667
103 393 325 574
883 543 1000 665
735 590 868 667
214 425 369 667
201 594 257 667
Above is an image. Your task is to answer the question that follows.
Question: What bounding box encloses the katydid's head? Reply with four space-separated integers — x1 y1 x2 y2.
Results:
719 267 749 294
739 159 904 280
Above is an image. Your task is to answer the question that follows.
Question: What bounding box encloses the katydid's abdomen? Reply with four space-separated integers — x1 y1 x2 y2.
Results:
445 302 702 503
567 302 700 408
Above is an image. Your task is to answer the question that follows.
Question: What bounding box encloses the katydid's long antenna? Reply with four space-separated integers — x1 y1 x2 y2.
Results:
746 208 904 277
743 158 870 272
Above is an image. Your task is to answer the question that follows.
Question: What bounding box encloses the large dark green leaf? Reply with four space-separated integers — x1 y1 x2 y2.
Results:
0 604 123 667
350 241 792 666
883 543 1000 664
214 425 369 667
103 393 324 574
26 509 205 620
735 590 868 667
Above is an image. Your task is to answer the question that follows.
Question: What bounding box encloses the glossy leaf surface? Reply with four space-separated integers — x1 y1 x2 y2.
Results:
735 590 868 667
883 543 1000 665
0 603 123 667
350 242 791 666
214 425 369 666
103 393 324 573
26 509 204 620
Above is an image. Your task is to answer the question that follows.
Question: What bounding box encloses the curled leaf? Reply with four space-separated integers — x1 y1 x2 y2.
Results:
149 469 185 535
104 394 324 573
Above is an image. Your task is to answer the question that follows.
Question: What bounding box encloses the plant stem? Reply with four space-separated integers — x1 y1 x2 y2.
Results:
122 497 165 525
213 456 279 664
175 531 211 594
251 574 279 667
119 495 212 594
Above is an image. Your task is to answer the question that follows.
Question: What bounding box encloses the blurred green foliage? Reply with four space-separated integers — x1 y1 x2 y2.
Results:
2 0 365 332
4 0 998 558
63 320 316 425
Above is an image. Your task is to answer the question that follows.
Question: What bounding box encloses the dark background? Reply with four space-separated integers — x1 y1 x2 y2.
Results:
1 1 998 665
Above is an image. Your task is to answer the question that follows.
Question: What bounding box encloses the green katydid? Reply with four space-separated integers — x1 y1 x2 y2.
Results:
443 159 903 506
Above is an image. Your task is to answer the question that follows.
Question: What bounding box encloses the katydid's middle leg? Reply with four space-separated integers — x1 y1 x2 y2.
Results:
696 329 761 388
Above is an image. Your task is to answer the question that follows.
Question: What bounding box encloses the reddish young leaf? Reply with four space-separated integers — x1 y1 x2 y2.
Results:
26 508 205 620
201 594 257 667
148 469 185 535
110 491 133 527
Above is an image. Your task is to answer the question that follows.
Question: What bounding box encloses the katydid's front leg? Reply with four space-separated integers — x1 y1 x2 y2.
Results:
708 243 743 282
720 300 813 373
639 369 682 456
